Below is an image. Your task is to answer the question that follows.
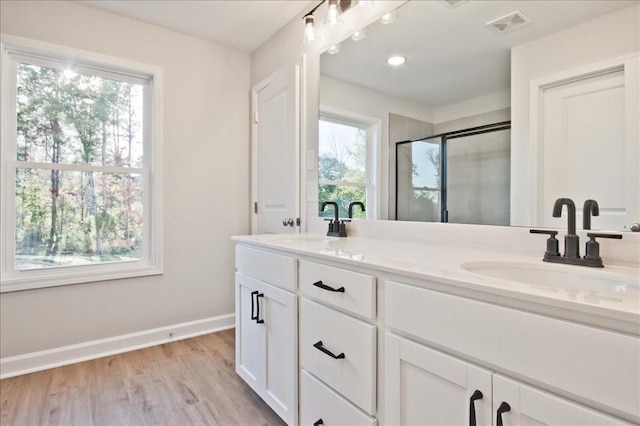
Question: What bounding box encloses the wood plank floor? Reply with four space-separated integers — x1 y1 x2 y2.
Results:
0 329 286 426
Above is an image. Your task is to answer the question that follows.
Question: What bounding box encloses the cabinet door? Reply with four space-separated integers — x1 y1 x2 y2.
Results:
260 281 298 425
235 272 264 393
492 374 632 426
385 333 492 426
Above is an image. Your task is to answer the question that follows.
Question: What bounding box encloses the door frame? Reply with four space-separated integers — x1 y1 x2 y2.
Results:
250 62 302 234
528 52 639 227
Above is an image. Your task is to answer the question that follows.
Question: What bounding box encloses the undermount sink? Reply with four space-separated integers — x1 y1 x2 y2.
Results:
267 234 330 242
460 261 639 295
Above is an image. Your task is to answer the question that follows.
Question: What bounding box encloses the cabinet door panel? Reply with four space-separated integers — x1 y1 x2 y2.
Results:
385 333 492 426
235 272 264 393
493 374 633 426
262 282 298 425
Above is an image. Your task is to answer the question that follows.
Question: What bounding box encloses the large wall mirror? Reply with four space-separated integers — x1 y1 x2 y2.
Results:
316 0 639 231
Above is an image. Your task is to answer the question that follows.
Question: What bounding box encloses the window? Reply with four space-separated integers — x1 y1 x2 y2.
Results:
318 112 376 219
1 36 163 291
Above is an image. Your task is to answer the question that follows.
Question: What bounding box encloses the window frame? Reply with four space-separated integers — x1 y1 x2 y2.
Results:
318 108 379 219
0 34 164 292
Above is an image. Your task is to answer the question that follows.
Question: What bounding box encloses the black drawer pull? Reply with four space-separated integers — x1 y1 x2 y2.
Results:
313 280 345 293
256 293 264 324
313 341 345 359
497 401 511 426
313 419 323 426
250 290 258 321
469 390 483 426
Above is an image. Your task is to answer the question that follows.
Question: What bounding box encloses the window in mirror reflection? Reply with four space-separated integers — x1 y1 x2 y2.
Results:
318 114 373 219
397 141 441 222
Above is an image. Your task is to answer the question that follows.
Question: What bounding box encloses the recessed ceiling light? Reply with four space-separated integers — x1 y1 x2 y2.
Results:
387 56 406 66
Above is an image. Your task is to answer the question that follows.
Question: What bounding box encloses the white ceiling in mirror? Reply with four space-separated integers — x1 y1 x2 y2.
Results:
320 0 638 109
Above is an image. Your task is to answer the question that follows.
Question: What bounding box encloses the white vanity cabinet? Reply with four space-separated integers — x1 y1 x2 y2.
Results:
299 259 378 425
235 246 298 425
385 279 637 426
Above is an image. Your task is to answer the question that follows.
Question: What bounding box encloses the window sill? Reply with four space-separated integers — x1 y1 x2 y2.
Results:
0 266 163 293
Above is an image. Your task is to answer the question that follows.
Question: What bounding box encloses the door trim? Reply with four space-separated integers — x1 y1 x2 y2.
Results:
251 63 302 234
528 52 639 226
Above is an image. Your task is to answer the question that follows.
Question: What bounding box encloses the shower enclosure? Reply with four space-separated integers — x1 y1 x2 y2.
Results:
395 121 511 225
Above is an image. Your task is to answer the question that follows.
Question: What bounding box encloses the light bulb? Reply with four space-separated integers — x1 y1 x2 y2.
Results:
351 29 366 41
380 12 397 24
327 44 341 55
303 15 316 45
326 0 342 29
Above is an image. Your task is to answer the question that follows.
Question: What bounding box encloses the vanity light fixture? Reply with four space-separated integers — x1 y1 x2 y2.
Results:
325 0 343 29
351 29 366 41
387 55 406 66
327 43 341 54
380 11 397 24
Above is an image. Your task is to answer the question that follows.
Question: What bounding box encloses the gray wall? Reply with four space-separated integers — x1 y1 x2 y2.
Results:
0 1 250 358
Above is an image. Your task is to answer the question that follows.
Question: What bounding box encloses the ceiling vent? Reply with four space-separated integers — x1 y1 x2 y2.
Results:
443 0 468 8
486 10 532 34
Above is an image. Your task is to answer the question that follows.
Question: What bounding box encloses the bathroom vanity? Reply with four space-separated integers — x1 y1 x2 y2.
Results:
233 231 639 426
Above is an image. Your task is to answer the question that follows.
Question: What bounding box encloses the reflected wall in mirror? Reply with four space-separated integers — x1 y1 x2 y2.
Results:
317 0 639 231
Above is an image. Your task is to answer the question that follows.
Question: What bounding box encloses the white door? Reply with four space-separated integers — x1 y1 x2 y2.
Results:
260 281 298 425
235 273 264 393
385 333 493 426
492 374 631 426
252 64 300 234
537 56 639 231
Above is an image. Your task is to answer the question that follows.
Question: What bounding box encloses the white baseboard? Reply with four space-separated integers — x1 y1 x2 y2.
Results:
0 313 235 379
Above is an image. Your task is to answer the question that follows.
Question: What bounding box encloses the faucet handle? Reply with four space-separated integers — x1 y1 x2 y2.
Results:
584 233 622 264
529 229 560 257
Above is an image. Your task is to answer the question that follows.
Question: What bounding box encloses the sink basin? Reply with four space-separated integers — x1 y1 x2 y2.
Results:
460 261 639 295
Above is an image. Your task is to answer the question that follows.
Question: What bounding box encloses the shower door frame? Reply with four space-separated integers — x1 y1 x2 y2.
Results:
395 121 511 222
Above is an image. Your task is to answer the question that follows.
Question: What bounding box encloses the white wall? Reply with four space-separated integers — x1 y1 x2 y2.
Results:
510 5 640 226
0 1 250 358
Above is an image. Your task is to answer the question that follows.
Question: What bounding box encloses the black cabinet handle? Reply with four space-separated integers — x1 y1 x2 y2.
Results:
313 419 323 426
250 290 258 321
313 340 345 359
313 280 345 293
497 401 511 426
469 390 483 426
256 293 264 324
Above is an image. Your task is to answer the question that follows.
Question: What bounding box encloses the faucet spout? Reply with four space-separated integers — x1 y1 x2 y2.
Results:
348 201 365 219
583 199 599 230
321 201 339 223
552 198 579 258
552 198 576 235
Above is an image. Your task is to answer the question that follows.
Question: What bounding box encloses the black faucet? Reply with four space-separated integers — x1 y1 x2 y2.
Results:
552 198 579 259
348 201 365 219
321 201 347 237
583 199 599 230
531 197 622 267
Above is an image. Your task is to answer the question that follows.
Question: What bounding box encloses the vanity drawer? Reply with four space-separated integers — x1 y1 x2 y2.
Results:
235 245 296 291
301 370 377 426
385 280 640 420
299 260 376 319
300 298 376 415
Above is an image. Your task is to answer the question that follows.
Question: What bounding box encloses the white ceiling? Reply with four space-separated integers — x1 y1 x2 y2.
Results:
321 0 638 109
79 0 315 53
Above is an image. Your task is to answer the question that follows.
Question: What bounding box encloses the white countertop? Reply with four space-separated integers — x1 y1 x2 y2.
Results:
233 233 640 328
